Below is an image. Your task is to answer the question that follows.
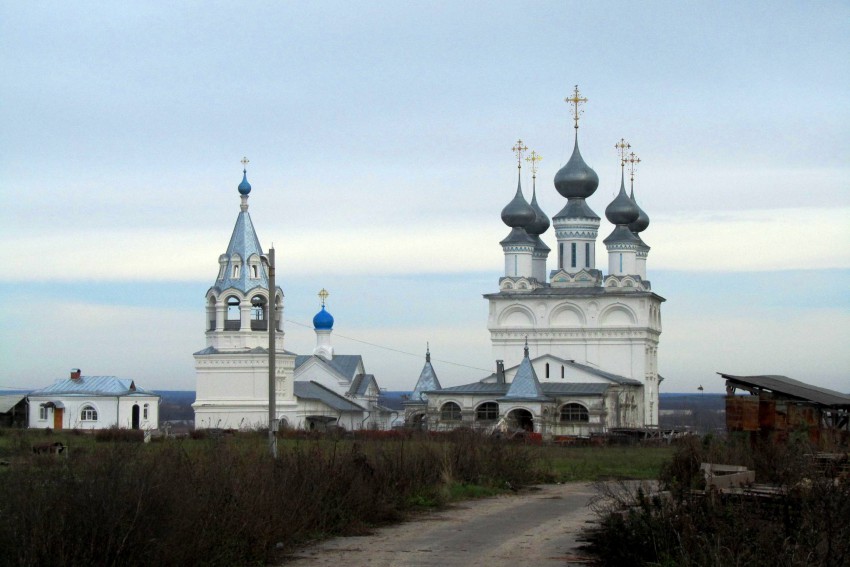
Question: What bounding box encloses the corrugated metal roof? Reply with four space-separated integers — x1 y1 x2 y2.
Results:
294 381 365 412
0 395 27 413
719 373 850 408
29 376 158 397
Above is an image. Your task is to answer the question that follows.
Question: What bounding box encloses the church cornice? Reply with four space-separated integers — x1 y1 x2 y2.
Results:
489 328 661 341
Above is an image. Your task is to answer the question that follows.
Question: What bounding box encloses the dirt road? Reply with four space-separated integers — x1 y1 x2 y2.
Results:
282 482 598 566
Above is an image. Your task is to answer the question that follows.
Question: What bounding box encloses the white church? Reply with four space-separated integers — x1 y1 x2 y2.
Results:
192 168 394 430
405 87 664 436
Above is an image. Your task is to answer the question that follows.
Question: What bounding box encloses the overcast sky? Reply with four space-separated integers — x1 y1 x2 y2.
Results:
1 1 848 394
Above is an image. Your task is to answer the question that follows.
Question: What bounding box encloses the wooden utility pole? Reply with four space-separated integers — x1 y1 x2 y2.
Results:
266 247 278 458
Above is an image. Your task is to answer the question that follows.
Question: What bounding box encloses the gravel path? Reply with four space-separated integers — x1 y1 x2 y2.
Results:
281 482 597 566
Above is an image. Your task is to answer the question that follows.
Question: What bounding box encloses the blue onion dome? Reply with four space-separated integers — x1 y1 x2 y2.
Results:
237 170 252 195
526 188 550 236
628 188 650 233
605 173 640 225
312 305 334 330
501 177 536 228
554 138 599 199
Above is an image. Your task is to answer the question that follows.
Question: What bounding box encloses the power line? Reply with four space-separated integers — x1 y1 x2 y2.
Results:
285 318 492 373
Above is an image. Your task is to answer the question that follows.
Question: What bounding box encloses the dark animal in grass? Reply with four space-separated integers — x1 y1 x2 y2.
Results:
32 442 65 454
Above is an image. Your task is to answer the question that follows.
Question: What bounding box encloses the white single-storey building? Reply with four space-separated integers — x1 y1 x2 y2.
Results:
28 369 160 430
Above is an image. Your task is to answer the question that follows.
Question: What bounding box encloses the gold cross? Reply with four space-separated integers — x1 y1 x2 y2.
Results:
615 139 631 167
525 150 542 178
627 152 641 186
240 156 250 170
318 288 329 306
512 139 528 169
565 85 588 130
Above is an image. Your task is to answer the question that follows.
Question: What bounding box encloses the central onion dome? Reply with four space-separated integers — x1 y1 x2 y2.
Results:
554 137 599 199
238 170 252 195
312 305 334 330
605 173 640 225
526 187 550 236
501 176 535 228
628 188 650 233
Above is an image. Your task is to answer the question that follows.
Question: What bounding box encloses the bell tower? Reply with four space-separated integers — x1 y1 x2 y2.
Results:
193 160 296 429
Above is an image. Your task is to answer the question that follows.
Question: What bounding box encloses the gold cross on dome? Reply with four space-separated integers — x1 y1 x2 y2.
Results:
318 288 329 306
565 85 588 130
512 139 528 169
627 152 641 185
615 139 631 167
240 156 250 170
525 150 542 178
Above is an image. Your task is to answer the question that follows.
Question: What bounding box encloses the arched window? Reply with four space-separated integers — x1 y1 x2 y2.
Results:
143 404 149 419
475 402 499 422
251 297 265 318
225 296 241 330
560 403 588 423
80 405 98 421
440 402 462 422
251 264 258 278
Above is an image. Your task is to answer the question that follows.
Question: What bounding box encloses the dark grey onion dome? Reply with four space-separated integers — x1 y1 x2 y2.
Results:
501 176 536 228
554 136 599 199
526 187 550 235
605 173 640 225
628 188 650 233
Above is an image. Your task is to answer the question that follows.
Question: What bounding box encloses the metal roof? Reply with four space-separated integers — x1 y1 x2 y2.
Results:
430 381 612 398
194 346 298 356
29 376 158 397
484 287 665 301
719 373 850 408
502 356 548 401
295 354 363 381
209 207 269 296
347 374 377 397
0 395 27 413
542 383 611 396
294 381 365 412
553 198 600 220
409 359 442 403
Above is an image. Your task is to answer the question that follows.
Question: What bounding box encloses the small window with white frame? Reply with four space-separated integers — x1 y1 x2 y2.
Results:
80 405 98 421
39 405 48 420
143 403 149 420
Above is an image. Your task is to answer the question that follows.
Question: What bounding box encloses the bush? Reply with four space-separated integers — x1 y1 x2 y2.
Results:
583 436 850 566
94 427 144 443
0 430 547 566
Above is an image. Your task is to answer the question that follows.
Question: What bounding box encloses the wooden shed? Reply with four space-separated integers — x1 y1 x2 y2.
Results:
720 373 850 446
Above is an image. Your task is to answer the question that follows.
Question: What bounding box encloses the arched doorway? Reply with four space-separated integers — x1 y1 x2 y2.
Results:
507 408 534 432
131 405 140 429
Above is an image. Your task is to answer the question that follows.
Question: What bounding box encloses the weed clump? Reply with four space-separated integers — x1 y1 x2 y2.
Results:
0 430 546 566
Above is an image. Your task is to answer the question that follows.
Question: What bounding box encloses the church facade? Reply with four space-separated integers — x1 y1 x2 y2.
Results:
192 168 393 431
407 89 664 436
